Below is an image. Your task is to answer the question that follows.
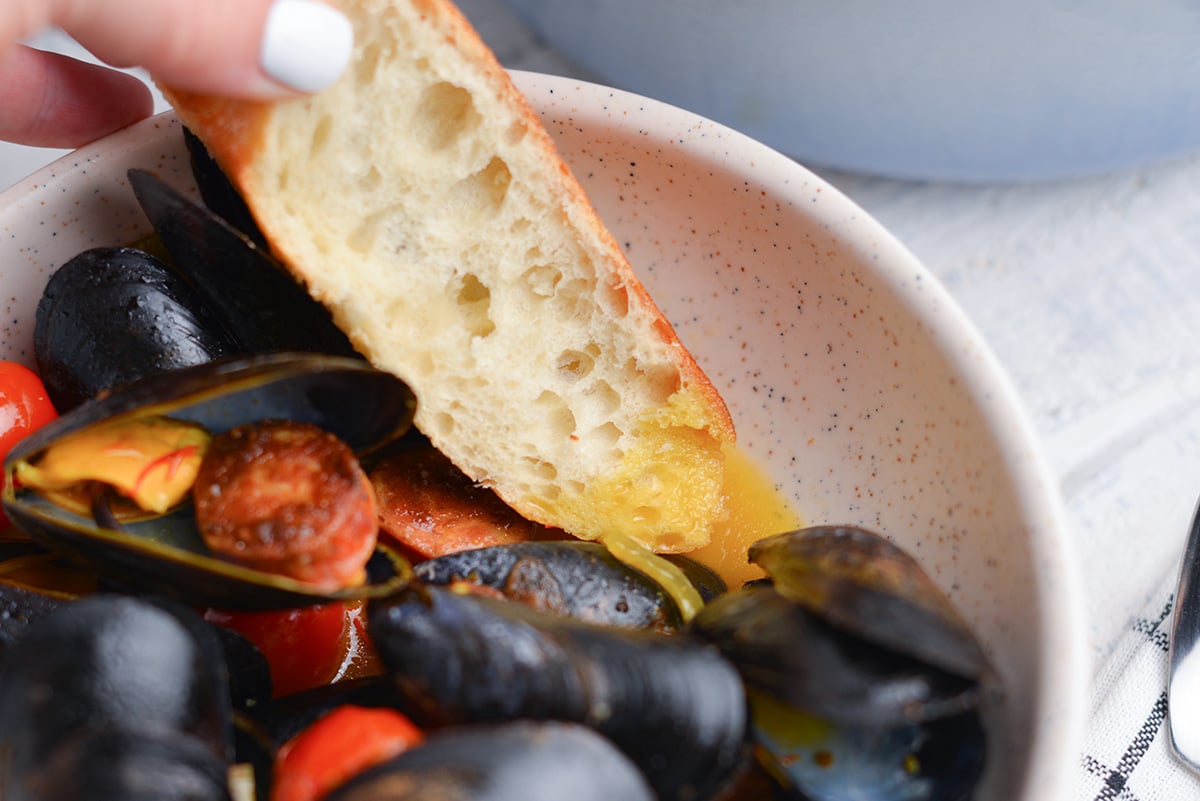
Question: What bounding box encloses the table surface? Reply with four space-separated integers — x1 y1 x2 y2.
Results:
6 2 1200 797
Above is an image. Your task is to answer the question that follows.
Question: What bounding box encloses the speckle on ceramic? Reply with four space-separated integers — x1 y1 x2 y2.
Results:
0 74 1085 801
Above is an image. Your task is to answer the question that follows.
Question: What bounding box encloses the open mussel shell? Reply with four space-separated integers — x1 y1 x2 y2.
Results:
128 168 359 358
691 527 991 801
692 586 980 726
750 526 990 681
2 353 416 610
183 128 268 250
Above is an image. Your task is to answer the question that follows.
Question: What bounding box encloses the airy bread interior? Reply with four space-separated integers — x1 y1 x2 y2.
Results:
164 0 735 552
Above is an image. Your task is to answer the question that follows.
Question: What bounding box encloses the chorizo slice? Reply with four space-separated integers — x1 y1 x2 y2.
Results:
370 445 564 559
193 420 377 591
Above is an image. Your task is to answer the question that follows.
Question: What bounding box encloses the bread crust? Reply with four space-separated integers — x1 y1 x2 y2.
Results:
163 0 734 551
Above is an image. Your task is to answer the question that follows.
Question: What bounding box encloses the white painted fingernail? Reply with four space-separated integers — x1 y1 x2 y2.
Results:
260 0 354 93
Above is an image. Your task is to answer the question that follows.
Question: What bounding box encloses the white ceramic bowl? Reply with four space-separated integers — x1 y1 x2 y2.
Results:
500 0 1200 181
0 73 1085 799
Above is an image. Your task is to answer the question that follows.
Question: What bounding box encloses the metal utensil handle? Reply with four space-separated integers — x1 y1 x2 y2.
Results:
1168 495 1200 769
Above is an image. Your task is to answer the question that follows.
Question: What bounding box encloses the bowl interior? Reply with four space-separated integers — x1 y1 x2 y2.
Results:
0 73 1085 800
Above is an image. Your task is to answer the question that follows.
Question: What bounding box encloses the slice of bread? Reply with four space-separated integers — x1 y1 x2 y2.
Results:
162 0 734 552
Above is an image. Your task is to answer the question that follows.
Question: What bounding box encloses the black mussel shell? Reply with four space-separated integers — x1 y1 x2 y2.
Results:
0 595 234 800
0 578 70 661
210 624 273 712
232 718 273 801
751 526 990 681
2 353 416 610
412 541 687 631
34 246 241 412
368 586 750 801
691 528 992 801
11 351 413 459
183 128 268 250
665 552 728 602
0 539 100 661
0 562 269 710
33 729 234 801
691 586 980 726
128 169 359 358
327 721 656 801
6 492 413 612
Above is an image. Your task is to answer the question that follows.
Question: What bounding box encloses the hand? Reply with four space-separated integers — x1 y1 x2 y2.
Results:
1 0 353 148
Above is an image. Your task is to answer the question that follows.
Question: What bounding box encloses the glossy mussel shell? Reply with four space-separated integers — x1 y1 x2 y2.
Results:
750 526 990 680
0 595 235 801
368 585 750 801
691 526 991 800
34 246 241 413
2 353 416 610
128 168 359 359
693 526 990 725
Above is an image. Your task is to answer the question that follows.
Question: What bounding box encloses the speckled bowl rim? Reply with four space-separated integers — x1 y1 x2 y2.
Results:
0 70 1087 800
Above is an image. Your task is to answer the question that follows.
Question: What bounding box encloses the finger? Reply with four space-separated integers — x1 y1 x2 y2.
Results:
22 0 353 98
0 45 152 147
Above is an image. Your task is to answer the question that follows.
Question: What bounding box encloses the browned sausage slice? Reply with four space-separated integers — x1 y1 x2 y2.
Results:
193 420 377 591
370 445 564 559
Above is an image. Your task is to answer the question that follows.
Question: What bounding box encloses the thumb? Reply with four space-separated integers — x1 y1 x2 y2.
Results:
53 0 354 97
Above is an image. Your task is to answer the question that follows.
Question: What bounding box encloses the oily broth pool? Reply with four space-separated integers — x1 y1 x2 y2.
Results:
692 447 803 588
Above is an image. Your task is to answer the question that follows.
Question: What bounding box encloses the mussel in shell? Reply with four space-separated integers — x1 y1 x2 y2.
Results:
325 721 656 801
2 353 417 610
690 526 990 801
0 572 72 660
0 543 272 711
32 169 362 414
412 541 698 631
750 525 991 682
34 246 241 413
0 129 994 800
0 595 235 801
183 128 268 251
367 584 750 801
127 169 359 359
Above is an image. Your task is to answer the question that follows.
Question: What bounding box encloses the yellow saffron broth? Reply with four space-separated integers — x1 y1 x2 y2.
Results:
687 446 804 589
602 446 802 614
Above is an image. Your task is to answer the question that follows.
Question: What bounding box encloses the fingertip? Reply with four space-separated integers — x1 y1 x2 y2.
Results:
259 0 354 94
61 0 354 102
0 47 154 148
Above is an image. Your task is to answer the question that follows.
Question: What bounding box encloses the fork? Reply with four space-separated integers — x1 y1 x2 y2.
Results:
1168 496 1200 771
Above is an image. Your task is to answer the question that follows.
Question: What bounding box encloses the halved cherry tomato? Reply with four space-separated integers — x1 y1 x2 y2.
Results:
203 601 380 697
271 705 423 801
0 361 58 529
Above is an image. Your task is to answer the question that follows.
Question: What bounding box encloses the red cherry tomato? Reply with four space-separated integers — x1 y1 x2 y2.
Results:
204 601 379 697
0 361 58 529
271 705 423 801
